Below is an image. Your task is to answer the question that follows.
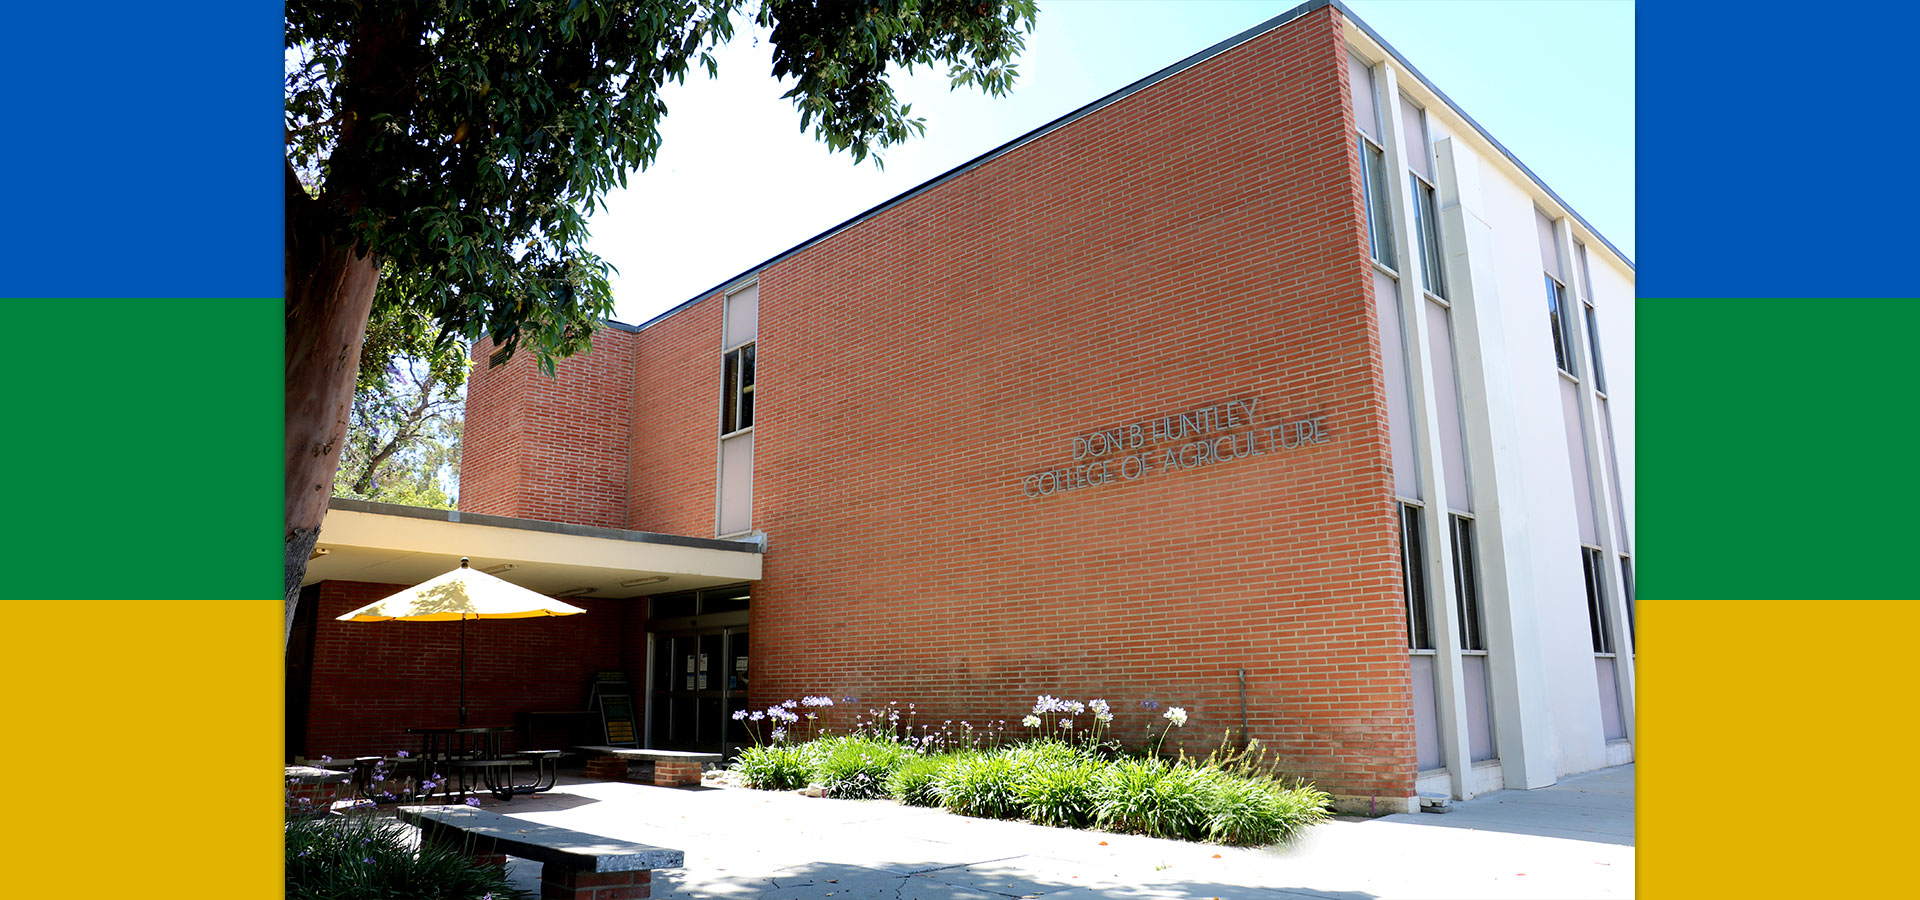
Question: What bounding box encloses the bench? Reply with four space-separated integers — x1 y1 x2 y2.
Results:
574 746 721 787
399 805 682 900
285 765 351 818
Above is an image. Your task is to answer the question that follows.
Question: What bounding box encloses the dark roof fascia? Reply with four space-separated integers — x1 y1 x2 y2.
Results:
1329 0 1633 271
326 497 765 554
618 0 1629 334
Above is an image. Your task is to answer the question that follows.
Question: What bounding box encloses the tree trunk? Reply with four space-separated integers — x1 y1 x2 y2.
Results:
285 161 381 647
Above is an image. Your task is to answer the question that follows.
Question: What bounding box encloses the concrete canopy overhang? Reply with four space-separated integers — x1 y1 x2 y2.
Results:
305 499 762 599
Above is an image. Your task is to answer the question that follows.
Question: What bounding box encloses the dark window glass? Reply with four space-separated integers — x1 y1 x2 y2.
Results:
721 344 756 434
1582 547 1612 653
651 592 697 620
738 343 755 430
1412 176 1446 298
1546 275 1574 374
1450 515 1483 651
1400 503 1433 650
699 586 750 615
1620 556 1635 648
721 352 739 433
1361 136 1395 269
1585 304 1606 393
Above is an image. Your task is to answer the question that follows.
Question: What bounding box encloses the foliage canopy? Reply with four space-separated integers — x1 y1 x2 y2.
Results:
286 0 1038 372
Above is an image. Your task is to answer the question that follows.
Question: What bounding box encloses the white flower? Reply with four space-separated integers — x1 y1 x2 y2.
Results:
1060 719 1073 731
1090 699 1113 722
1021 714 1042 728
1164 707 1188 727
1068 700 1086 715
770 727 787 741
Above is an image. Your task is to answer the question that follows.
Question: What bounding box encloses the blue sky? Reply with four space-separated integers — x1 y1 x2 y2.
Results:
588 0 1634 326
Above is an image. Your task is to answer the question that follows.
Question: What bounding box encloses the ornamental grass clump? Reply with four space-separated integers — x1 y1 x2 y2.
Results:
1014 750 1099 829
935 750 1025 820
814 735 914 799
885 753 959 807
730 742 813 791
1091 757 1211 841
1201 774 1330 846
285 813 525 900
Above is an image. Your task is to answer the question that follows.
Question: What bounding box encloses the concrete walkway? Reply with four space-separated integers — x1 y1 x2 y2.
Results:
480 764 1633 899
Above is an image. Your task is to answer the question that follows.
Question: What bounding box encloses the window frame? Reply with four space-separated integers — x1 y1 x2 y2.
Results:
720 343 756 437
1582 545 1613 655
1400 501 1435 651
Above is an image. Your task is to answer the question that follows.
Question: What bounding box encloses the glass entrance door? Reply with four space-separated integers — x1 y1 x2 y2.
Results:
644 585 750 752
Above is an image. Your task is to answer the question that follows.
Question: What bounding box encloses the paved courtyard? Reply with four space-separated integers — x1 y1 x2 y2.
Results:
475 764 1632 899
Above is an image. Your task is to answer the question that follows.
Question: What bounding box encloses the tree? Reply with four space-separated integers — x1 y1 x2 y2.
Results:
285 0 1039 644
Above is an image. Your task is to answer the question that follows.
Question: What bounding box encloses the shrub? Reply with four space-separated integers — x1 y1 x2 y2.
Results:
1016 757 1098 829
731 743 814 791
1198 774 1320 846
886 753 958 807
813 736 914 799
1092 758 1212 840
935 750 1024 820
285 814 526 900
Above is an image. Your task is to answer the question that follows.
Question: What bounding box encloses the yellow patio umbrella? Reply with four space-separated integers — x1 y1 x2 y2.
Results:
337 558 586 724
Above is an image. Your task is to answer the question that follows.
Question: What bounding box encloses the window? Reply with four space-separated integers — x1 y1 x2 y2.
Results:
1539 210 1576 376
1582 546 1612 653
1450 515 1483 651
1411 176 1445 298
717 282 759 537
1584 304 1607 394
1400 503 1433 650
1620 555 1635 648
721 343 755 435
1360 136 1396 268
1546 275 1575 375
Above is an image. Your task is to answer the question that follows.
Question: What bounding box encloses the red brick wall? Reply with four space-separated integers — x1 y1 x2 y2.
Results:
461 7 1413 800
628 296 724 535
459 331 637 529
299 580 647 759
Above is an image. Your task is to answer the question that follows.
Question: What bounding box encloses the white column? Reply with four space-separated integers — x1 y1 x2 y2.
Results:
1431 136 1559 789
1376 63 1473 800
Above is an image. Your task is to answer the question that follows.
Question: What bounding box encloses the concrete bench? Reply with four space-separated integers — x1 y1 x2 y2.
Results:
285 765 351 818
574 746 721 787
399 805 682 899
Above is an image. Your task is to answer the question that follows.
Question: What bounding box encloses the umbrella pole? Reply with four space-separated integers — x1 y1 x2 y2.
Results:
459 615 468 726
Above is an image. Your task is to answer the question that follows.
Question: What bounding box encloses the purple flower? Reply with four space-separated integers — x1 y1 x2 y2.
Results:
395 750 410 758
732 709 749 721
465 797 483 807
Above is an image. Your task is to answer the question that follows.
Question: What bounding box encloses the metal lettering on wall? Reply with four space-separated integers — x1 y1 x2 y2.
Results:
1019 397 1331 498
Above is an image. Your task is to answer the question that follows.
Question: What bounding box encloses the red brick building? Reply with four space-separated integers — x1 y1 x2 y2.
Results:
298 1 1635 812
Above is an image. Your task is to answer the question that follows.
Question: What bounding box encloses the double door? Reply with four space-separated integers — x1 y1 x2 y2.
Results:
648 626 749 751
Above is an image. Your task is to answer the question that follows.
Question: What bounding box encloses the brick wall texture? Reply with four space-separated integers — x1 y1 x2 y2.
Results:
447 7 1415 800
301 580 647 758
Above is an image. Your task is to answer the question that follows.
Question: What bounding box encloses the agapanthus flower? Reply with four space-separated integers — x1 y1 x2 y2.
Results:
782 699 799 709
1090 699 1113 722
1140 699 1160 711
395 750 410 758
1068 700 1086 715
1060 719 1073 731
770 727 787 741
465 797 483 807
1022 714 1042 728
732 709 749 721
750 711 766 722
1164 706 1188 727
